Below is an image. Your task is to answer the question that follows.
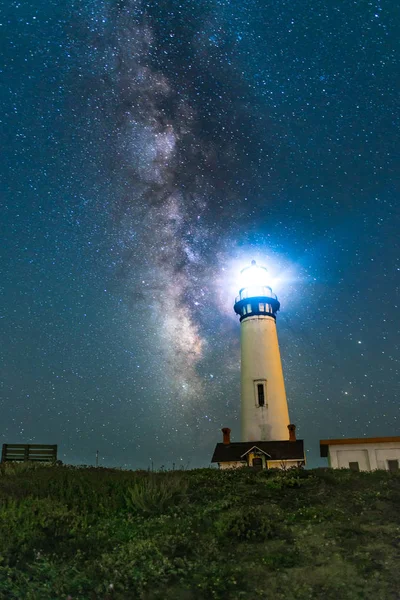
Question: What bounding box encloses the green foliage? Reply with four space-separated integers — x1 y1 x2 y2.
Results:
0 461 54 477
214 504 285 541
124 473 188 515
0 496 79 565
0 465 399 599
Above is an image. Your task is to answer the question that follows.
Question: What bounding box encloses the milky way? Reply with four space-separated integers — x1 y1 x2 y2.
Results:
1 0 399 468
71 0 279 428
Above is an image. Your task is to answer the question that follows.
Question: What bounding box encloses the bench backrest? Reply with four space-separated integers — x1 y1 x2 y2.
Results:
1 444 57 463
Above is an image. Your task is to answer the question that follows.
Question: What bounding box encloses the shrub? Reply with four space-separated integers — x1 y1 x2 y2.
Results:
124 473 188 515
214 505 284 541
0 461 54 477
0 496 79 566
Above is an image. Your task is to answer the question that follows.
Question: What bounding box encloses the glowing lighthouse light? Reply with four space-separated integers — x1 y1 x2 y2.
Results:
237 259 273 302
239 260 269 288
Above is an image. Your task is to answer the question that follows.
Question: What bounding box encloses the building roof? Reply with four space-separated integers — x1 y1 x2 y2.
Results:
240 445 272 458
320 436 400 457
211 440 304 463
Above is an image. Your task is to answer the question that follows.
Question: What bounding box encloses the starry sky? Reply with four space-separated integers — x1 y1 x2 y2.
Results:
1 0 399 469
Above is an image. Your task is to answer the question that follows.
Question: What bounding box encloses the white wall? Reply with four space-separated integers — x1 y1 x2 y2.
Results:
218 459 303 470
219 461 245 470
328 442 400 471
267 459 304 469
241 316 290 442
336 449 370 470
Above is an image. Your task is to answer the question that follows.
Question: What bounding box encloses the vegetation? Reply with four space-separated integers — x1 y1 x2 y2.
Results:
0 463 399 599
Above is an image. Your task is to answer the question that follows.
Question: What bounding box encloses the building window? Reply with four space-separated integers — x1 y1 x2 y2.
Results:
349 462 360 472
257 383 265 407
259 302 265 312
242 306 246 315
387 459 399 472
247 304 252 313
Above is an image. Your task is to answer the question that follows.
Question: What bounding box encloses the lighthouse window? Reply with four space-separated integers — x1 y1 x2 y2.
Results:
259 303 265 312
247 304 252 313
257 384 265 407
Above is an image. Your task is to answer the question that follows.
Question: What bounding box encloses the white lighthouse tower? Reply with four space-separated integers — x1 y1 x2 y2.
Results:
233 260 290 442
211 259 304 470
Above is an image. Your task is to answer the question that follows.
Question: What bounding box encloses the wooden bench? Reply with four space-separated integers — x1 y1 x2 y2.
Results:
1 444 58 463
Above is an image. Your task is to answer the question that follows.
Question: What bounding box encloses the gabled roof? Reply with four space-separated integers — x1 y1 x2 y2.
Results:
211 440 304 463
320 436 400 457
240 445 271 458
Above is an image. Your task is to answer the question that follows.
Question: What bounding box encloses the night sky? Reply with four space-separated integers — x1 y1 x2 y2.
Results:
2 0 399 469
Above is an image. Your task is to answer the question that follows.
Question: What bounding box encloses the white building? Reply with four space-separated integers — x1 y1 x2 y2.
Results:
212 260 305 469
320 437 400 471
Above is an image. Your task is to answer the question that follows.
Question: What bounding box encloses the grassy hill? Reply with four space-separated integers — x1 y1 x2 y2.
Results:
0 463 399 600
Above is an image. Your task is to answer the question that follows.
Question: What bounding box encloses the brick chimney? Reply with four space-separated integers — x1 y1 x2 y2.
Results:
288 424 296 441
222 427 231 445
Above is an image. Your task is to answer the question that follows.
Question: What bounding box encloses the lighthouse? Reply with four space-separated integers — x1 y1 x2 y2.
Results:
211 260 305 469
233 260 289 442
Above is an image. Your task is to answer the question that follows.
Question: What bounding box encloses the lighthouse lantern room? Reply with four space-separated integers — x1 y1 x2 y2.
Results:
211 260 305 470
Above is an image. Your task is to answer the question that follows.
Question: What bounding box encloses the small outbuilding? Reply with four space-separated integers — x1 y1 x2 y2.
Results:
211 427 305 470
320 436 400 472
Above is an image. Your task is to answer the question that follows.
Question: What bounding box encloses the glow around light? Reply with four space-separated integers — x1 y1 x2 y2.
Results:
239 260 270 291
213 249 300 320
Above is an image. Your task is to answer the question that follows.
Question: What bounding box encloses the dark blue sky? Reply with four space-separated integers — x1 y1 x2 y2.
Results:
1 0 399 468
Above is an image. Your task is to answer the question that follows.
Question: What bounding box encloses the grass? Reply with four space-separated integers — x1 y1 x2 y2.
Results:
0 463 399 599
